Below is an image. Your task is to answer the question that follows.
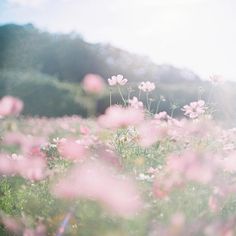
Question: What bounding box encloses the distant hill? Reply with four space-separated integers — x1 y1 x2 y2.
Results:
0 23 201 83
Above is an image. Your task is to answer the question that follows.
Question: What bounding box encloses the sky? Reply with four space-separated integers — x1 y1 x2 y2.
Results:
0 0 236 80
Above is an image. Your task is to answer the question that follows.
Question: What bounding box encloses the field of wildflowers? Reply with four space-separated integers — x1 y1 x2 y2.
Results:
1 74 236 236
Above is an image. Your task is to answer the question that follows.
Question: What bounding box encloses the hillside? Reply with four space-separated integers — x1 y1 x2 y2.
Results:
0 23 200 84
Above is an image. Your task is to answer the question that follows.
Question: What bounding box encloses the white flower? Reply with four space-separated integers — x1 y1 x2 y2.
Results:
138 81 155 92
182 100 207 119
108 74 128 86
128 97 143 109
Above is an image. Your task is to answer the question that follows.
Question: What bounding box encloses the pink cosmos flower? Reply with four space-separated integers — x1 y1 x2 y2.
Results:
182 100 207 119
0 96 24 117
82 74 105 94
23 223 46 236
138 81 155 92
208 195 219 213
98 105 144 129
154 111 171 123
57 138 87 161
209 75 224 86
96 146 122 170
108 74 128 86
17 156 47 181
128 96 143 109
80 125 90 135
136 121 167 147
0 154 17 175
0 154 47 181
167 152 216 184
222 152 236 172
3 132 46 155
52 160 143 217
1 216 23 234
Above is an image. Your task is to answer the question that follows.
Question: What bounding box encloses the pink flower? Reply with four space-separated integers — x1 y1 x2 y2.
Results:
208 195 219 213
82 74 105 94
138 81 155 92
0 154 47 181
80 125 90 135
209 75 224 86
108 74 128 86
1 216 23 234
182 100 207 119
136 121 167 147
0 96 24 117
57 138 87 161
0 154 16 175
23 223 46 236
222 152 236 172
52 160 143 217
17 156 47 181
3 132 46 155
128 97 143 109
154 111 171 122
98 105 144 129
167 152 217 184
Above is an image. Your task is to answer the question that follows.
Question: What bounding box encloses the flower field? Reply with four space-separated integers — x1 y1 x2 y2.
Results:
1 75 236 236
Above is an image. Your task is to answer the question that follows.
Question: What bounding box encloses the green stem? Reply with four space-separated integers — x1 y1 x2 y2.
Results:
146 92 150 111
155 99 161 114
118 86 126 106
109 90 112 107
171 108 175 118
138 90 141 100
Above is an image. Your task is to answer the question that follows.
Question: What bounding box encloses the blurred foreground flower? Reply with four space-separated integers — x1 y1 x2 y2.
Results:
0 96 24 117
52 160 143 217
98 105 144 129
0 154 47 181
57 138 87 161
82 74 105 94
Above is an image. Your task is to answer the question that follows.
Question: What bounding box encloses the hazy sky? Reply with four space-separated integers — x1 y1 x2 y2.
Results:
0 0 236 80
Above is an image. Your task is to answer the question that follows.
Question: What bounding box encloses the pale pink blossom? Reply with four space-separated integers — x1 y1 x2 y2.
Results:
138 81 155 92
128 96 143 109
3 132 46 155
1 216 23 234
154 111 171 122
167 152 217 184
146 167 158 175
136 121 167 147
17 156 47 181
0 154 16 175
222 152 236 172
108 74 128 86
80 125 90 135
23 223 46 236
52 160 143 217
57 138 87 161
0 154 47 181
0 96 24 117
208 195 219 213
209 75 224 85
182 100 207 119
82 74 105 94
98 105 144 129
